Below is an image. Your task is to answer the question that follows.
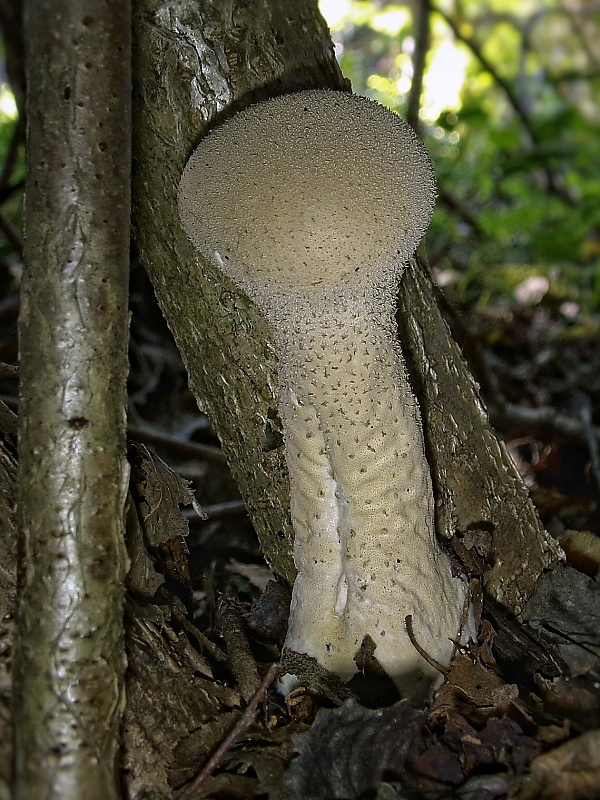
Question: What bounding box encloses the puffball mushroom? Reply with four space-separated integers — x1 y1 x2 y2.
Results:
179 90 472 698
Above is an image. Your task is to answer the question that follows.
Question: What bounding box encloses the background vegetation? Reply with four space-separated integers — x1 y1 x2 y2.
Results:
321 0 600 319
1 2 599 328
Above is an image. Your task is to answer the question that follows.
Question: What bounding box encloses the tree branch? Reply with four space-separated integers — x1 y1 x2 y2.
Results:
431 3 574 206
406 0 431 135
14 2 131 797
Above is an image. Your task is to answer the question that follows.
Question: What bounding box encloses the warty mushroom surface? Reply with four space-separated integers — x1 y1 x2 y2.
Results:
178 89 474 700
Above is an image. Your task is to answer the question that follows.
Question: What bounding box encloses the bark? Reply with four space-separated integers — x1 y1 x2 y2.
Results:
14 2 131 798
406 0 430 134
398 260 560 612
132 0 345 585
132 0 559 614
0 428 17 800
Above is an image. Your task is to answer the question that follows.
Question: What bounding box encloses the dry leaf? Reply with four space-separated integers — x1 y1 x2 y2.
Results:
283 699 425 800
557 530 600 578
516 729 600 800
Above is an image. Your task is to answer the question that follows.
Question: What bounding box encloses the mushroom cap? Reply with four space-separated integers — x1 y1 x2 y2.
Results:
178 90 435 295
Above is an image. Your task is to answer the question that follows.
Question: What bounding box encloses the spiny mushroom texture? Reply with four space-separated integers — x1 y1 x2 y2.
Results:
179 90 473 699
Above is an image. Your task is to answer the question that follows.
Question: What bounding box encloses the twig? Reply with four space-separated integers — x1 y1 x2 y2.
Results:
0 362 18 377
178 662 279 799
573 392 600 491
489 401 600 453
405 614 448 676
433 4 531 134
127 423 227 464
0 116 24 193
183 499 247 520
431 3 574 206
436 185 486 240
171 606 228 664
406 0 431 135
0 396 17 439
0 210 22 254
0 178 24 205
217 596 261 700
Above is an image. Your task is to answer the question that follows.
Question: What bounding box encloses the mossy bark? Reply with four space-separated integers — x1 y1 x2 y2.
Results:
132 0 559 613
15 2 131 797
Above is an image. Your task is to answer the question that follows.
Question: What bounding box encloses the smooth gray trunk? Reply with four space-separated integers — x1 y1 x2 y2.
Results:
15 2 131 797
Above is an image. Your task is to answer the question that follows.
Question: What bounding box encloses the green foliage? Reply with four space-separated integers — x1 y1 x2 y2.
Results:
0 31 24 279
319 0 600 319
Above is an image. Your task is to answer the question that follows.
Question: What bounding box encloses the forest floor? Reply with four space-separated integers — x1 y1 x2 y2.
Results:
1 266 599 799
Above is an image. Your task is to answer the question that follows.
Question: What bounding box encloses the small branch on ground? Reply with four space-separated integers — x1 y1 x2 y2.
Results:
179 662 279 799
405 615 448 677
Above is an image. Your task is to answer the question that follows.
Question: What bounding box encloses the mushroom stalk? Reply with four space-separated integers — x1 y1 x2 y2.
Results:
259 282 466 693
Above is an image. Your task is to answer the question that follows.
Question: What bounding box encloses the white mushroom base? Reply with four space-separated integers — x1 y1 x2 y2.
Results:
275 289 473 699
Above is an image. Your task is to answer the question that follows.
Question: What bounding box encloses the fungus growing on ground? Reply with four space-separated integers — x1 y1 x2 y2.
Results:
178 90 473 699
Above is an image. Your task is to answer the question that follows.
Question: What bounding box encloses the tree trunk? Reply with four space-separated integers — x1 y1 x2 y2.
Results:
132 0 346 586
14 2 131 797
132 0 559 613
0 425 17 800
